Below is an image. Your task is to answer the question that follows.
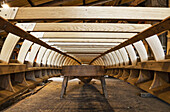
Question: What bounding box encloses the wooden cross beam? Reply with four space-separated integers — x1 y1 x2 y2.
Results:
18 23 151 32
37 32 137 39
1 7 170 20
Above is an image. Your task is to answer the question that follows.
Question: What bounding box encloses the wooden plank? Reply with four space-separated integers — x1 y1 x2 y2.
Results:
32 23 151 32
55 45 115 48
62 65 105 76
106 59 170 73
12 7 170 20
45 39 125 43
39 32 137 39
0 63 26 75
61 48 110 50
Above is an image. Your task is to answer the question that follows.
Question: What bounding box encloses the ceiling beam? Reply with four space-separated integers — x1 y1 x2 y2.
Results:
4 7 169 20
44 39 125 43
28 23 151 32
38 32 136 39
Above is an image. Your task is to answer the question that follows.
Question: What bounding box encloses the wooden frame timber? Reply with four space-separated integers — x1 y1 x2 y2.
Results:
0 7 169 20
19 23 151 32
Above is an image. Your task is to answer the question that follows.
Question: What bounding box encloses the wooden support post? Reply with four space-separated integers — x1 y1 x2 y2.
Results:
14 72 28 86
119 69 130 80
114 69 123 78
127 69 139 85
100 76 108 98
149 71 169 89
60 76 68 98
0 74 15 92
26 71 36 81
136 70 151 84
34 70 43 78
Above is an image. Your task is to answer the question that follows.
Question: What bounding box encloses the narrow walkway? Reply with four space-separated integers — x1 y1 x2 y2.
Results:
4 78 170 112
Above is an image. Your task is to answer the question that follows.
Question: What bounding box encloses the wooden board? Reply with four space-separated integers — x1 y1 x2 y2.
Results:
13 7 170 20
45 39 126 43
32 23 151 32
62 65 105 76
40 32 137 39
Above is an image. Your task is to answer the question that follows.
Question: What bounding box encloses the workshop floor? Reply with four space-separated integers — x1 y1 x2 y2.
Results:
3 77 170 112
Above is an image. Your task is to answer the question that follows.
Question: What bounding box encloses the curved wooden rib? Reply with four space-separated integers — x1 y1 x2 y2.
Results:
119 69 130 81
47 51 55 66
146 35 165 61
133 40 148 62
42 49 52 66
127 69 139 85
115 50 124 66
54 53 61 66
125 44 137 65
136 70 151 84
149 72 169 90
36 46 47 67
17 40 33 64
51 52 58 66
0 33 20 63
0 75 15 92
119 47 129 66
27 43 41 67
111 51 119 66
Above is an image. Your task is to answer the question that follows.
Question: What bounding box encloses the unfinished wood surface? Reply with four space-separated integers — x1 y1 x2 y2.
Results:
12 7 170 20
35 46 47 66
31 23 151 32
110 52 119 66
40 32 136 39
115 50 124 66
27 43 41 67
51 52 58 66
62 65 105 76
17 40 33 64
133 40 148 62
0 63 26 75
45 39 125 43
119 47 129 66
146 35 165 61
42 49 52 66
125 45 137 65
47 51 55 66
50 43 119 46
0 33 20 63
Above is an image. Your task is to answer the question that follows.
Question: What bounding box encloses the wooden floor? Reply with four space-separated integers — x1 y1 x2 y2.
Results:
3 77 170 112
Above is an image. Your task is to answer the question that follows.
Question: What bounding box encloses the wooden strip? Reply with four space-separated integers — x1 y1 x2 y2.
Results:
31 23 151 32
13 7 170 20
133 40 148 62
125 45 137 65
115 50 124 66
27 43 41 67
47 51 55 66
119 47 129 65
41 32 137 39
17 40 33 64
0 33 20 63
42 49 52 66
35 46 47 66
146 35 165 61
111 52 119 66
45 39 126 43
